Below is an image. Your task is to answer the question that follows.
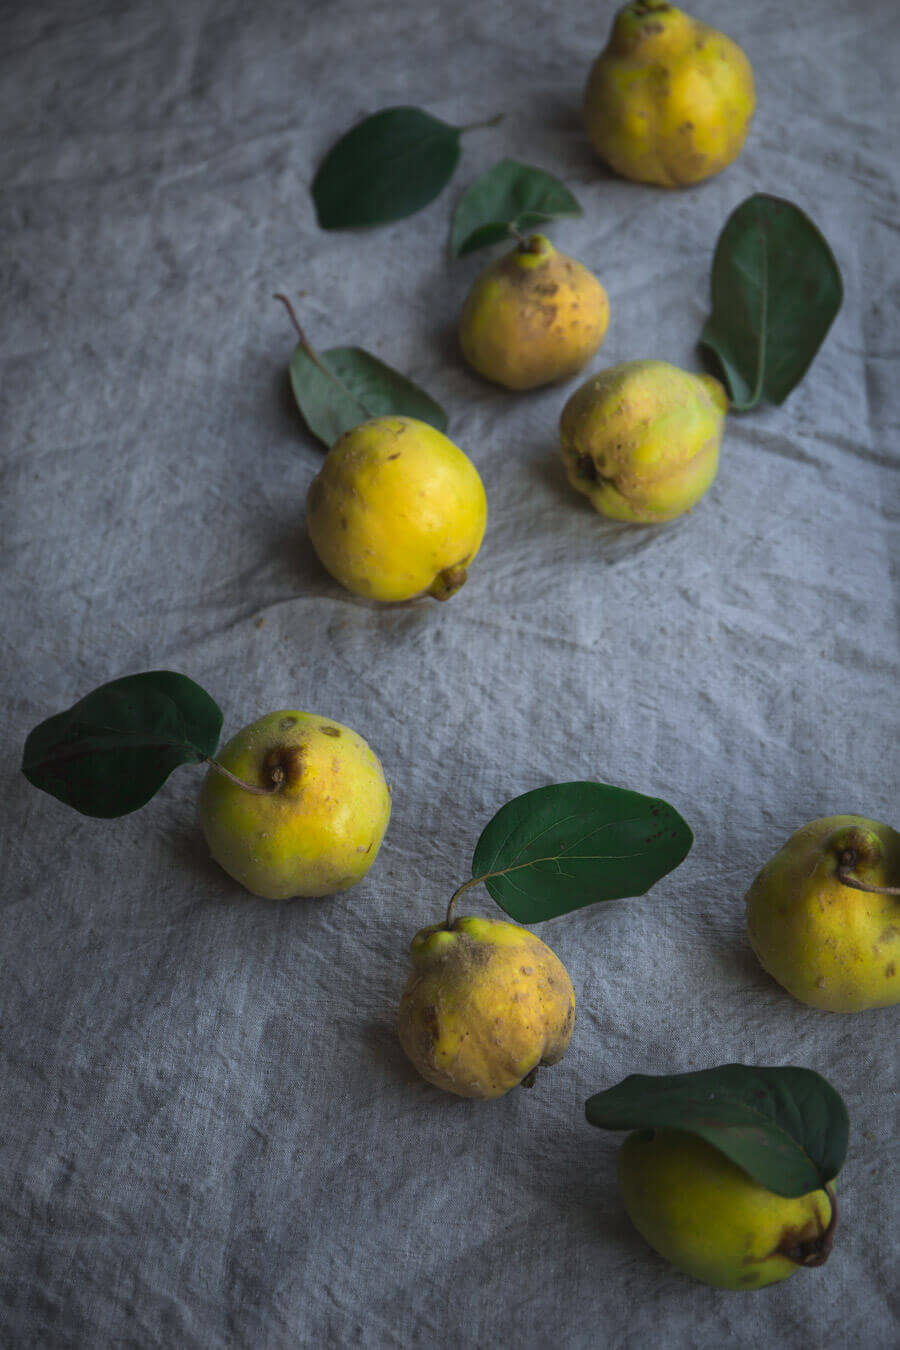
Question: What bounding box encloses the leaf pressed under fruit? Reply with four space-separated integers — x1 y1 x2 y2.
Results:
700 193 843 411
585 1064 849 1197
289 343 448 449
22 671 223 817
312 106 463 229
451 159 582 257
471 781 693 923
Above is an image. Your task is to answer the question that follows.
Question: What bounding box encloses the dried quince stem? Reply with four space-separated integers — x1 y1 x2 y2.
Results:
204 756 283 796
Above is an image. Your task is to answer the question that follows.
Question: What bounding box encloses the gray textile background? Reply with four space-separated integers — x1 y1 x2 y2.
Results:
1 0 898 1345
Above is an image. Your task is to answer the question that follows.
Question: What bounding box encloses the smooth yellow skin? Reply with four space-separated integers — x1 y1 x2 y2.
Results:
560 359 727 522
397 916 575 1100
584 1 755 188
459 235 610 391
746 815 900 1012
197 711 391 899
306 416 487 602
619 1130 834 1290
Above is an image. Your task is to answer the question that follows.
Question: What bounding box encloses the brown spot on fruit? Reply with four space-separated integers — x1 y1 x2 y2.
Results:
886 962 896 978
320 725 341 737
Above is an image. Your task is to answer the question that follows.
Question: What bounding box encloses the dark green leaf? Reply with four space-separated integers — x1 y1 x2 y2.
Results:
585 1065 849 1197
312 107 462 229
471 782 693 923
289 343 448 449
700 194 843 411
451 159 582 257
22 671 223 817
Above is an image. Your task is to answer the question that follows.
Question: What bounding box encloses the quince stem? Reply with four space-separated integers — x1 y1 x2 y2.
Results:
204 756 284 796
837 852 900 896
274 293 372 423
460 112 503 134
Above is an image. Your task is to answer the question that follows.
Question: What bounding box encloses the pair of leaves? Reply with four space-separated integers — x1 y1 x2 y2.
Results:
467 781 693 924
586 1064 849 1199
22 672 222 817
701 194 843 411
313 107 580 256
450 159 581 256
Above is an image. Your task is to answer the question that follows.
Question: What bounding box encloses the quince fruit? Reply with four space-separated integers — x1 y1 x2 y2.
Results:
459 234 609 391
745 815 900 1012
618 1129 835 1290
198 710 391 899
560 359 727 521
584 1 755 188
398 916 575 1099
306 416 487 602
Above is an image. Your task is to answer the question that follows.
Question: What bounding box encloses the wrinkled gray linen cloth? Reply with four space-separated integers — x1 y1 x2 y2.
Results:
1 0 898 1345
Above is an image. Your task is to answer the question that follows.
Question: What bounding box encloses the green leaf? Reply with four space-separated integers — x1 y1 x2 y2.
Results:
312 107 463 229
471 782 693 923
22 672 223 818
700 194 843 411
585 1065 849 1197
289 343 448 449
451 159 582 257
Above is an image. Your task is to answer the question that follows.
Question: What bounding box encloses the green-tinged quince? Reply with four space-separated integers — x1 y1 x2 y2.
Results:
746 815 900 1012
398 915 575 1099
459 234 609 391
198 710 391 899
560 358 727 521
618 1129 836 1290
584 1 755 188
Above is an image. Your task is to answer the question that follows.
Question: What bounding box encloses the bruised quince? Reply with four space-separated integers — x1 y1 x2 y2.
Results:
618 1129 836 1290
306 416 487 602
398 916 575 1099
198 710 391 899
560 359 727 522
584 1 755 188
746 815 900 1012
459 234 609 391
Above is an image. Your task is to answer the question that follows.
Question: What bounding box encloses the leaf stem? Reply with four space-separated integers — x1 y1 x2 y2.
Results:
204 756 283 796
460 112 503 134
273 293 372 422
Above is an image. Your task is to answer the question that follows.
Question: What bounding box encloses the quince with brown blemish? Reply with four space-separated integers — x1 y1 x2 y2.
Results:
459 234 609 391
198 710 391 898
398 915 575 1099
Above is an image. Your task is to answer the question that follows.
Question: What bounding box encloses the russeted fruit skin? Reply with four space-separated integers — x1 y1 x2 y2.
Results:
560 359 727 521
459 235 610 391
584 1 755 188
746 816 900 1012
618 1129 834 1290
198 711 391 899
306 416 487 602
397 916 575 1099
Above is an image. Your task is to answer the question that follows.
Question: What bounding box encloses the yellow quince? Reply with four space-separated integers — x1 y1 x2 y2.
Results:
459 234 610 390
584 1 755 188
306 416 487 602
198 710 391 899
560 359 727 522
746 815 900 1012
398 916 575 1099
